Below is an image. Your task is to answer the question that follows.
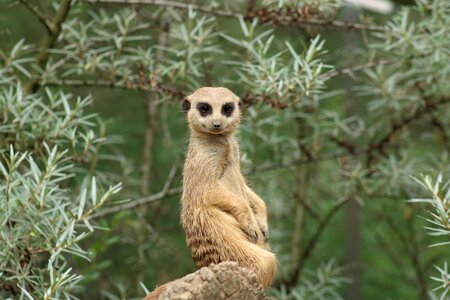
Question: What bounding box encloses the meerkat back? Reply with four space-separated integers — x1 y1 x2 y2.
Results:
180 87 276 288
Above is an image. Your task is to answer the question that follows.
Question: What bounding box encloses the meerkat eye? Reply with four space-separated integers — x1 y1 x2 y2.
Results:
196 102 212 116
222 103 235 117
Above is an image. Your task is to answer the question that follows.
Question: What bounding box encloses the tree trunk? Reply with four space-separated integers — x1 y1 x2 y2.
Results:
342 7 362 300
143 262 272 300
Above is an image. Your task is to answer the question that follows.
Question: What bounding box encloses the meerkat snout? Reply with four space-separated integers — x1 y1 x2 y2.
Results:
183 87 241 135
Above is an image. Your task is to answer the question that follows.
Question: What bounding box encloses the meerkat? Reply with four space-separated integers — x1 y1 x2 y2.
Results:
180 87 277 288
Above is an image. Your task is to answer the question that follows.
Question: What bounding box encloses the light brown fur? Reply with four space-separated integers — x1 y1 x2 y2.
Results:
180 87 277 288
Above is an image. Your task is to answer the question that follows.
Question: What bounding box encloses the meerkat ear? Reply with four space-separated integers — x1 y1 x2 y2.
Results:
238 99 243 109
182 99 191 114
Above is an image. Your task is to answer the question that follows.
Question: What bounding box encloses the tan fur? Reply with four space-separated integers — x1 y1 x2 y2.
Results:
180 87 277 288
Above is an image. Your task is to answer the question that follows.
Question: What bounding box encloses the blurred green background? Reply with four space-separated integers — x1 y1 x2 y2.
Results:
1 0 449 299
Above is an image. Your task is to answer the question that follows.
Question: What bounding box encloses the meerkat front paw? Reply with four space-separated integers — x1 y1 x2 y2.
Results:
241 217 260 243
255 216 269 242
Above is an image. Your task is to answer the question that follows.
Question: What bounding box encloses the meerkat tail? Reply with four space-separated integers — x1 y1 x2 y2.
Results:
143 281 171 300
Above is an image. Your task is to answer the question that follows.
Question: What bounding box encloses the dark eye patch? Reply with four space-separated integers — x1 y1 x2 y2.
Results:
222 102 235 117
196 102 212 117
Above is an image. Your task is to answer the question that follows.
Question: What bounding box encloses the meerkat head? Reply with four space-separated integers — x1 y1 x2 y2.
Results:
182 87 241 136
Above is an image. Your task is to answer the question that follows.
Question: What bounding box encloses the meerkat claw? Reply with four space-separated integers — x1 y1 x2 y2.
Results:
249 230 259 243
262 229 269 242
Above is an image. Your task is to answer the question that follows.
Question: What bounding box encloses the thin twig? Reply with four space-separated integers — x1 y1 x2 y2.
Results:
284 197 350 288
46 78 152 91
405 215 428 300
429 114 450 149
366 95 450 167
26 0 72 93
45 78 186 98
247 147 368 174
91 164 179 219
323 59 395 80
84 0 387 32
375 207 429 299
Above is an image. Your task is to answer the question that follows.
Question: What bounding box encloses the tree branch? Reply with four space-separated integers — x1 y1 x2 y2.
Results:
44 59 395 109
18 0 52 33
141 21 170 198
90 148 363 220
92 148 360 219
84 0 387 32
144 262 270 300
405 214 428 300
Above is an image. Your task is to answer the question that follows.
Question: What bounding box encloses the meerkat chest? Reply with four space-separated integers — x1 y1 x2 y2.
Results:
219 164 247 197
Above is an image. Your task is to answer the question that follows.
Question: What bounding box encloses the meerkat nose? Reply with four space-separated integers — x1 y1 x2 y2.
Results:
213 123 221 129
